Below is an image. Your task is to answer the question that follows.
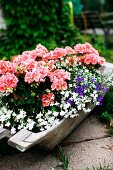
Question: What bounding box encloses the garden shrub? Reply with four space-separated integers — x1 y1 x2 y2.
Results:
0 0 79 60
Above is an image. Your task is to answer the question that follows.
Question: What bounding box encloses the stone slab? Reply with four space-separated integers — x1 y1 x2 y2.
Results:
62 113 108 145
0 150 59 170
63 137 113 170
0 137 113 170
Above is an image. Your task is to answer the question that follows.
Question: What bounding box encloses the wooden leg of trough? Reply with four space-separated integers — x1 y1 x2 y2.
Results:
8 129 34 152
0 127 11 139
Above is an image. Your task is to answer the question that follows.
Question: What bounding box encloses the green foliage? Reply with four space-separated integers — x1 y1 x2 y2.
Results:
101 111 112 122
0 0 79 60
58 146 69 170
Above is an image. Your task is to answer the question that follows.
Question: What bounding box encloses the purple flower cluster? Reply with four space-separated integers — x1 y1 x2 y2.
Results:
76 77 84 82
73 85 87 97
97 95 103 106
71 73 110 106
67 99 75 106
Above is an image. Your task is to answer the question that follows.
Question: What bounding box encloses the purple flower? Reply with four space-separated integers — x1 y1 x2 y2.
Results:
91 77 95 83
73 86 84 96
76 77 84 82
97 95 103 102
67 99 75 106
95 83 101 91
82 84 87 90
99 102 102 106
79 92 83 97
105 87 109 92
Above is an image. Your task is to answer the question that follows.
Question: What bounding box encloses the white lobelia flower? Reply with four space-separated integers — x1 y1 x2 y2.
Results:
60 110 65 116
53 111 59 117
26 119 35 130
11 127 16 135
48 117 55 124
0 115 7 122
77 105 82 110
5 121 10 127
64 91 70 98
63 103 70 110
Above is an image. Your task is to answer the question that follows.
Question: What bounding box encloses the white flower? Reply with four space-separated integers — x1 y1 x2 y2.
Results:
77 105 82 110
5 121 10 127
53 112 59 117
26 119 35 130
60 110 65 116
48 117 55 124
63 103 70 110
11 127 16 135
36 113 42 119
64 91 70 98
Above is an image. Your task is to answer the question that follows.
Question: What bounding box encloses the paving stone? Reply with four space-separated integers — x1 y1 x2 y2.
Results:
63 137 113 170
62 114 108 145
0 150 59 170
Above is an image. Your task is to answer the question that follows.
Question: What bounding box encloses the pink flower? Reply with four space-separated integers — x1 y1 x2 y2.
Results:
43 48 66 61
98 57 105 65
41 92 55 107
51 79 68 91
74 42 99 55
35 44 48 58
83 53 105 65
0 77 7 92
0 73 18 92
25 64 49 84
65 46 74 55
0 61 15 75
84 54 97 65
49 69 70 82
52 48 66 60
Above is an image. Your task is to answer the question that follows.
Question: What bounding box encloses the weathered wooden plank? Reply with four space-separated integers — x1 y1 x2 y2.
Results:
8 129 33 152
0 127 11 139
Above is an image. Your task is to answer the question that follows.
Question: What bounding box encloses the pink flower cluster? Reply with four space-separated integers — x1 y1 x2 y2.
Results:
0 73 18 92
41 92 55 107
40 42 105 66
74 42 105 65
0 42 105 104
43 46 74 61
0 61 18 92
49 69 70 91
0 60 15 75
24 62 49 84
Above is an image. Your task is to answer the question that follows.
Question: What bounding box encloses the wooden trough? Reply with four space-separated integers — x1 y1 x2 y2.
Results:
0 62 113 152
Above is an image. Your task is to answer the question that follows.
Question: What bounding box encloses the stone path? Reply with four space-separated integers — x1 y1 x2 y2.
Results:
0 112 113 170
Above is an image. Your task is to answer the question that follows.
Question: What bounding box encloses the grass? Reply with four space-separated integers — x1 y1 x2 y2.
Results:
57 146 69 170
86 163 111 170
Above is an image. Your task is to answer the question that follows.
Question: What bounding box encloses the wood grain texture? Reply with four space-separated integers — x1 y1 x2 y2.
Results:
0 127 11 139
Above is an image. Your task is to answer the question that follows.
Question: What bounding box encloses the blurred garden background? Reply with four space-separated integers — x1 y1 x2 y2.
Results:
0 0 113 62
